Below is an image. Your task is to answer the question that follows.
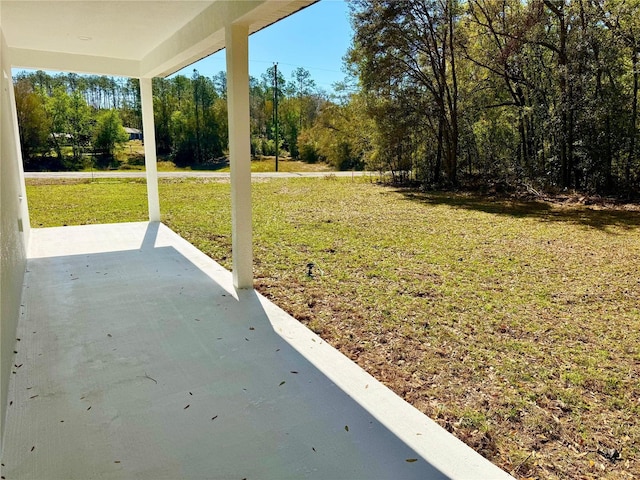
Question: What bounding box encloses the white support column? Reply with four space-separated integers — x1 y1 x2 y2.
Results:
225 23 253 289
139 77 161 222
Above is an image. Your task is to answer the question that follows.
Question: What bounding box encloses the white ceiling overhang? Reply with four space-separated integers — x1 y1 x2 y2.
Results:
0 0 317 78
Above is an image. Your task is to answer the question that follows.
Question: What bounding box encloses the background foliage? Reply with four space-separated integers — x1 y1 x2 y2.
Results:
14 0 640 196
348 0 640 195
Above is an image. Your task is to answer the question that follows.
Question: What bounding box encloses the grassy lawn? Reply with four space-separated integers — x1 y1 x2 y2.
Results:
26 177 640 479
43 141 334 173
209 156 333 173
79 141 334 173
155 157 333 173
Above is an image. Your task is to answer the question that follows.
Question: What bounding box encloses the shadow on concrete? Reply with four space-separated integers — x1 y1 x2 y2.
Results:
4 222 454 480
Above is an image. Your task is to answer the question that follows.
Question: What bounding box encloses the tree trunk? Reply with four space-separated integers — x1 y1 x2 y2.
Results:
518 111 527 171
628 47 639 187
434 119 444 183
447 0 459 185
545 0 572 188
51 135 62 160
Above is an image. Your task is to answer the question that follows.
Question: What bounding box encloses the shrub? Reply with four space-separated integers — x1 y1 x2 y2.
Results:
299 143 320 163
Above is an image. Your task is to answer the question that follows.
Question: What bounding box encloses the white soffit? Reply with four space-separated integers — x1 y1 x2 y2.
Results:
0 0 316 78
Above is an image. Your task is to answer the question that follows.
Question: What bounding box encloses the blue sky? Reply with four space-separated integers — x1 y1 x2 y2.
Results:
14 1 354 93
173 0 353 92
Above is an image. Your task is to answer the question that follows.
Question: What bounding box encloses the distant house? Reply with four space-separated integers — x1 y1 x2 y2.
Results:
124 127 142 141
49 132 73 141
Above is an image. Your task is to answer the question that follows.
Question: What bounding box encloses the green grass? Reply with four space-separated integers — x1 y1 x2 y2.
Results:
215 156 333 173
49 140 334 173
25 177 640 479
120 155 332 173
27 178 149 225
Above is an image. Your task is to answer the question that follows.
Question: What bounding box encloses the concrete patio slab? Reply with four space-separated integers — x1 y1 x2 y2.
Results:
1 222 512 479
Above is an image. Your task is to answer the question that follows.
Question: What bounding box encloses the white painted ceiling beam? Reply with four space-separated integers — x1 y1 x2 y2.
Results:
8 47 141 77
141 0 261 78
1 0 317 79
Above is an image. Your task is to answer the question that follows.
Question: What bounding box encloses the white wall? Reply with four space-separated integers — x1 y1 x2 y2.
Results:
0 22 29 453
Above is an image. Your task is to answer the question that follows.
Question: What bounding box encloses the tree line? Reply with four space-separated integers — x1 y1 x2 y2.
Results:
14 0 639 196
14 67 342 171
14 72 139 170
342 0 639 194
151 66 329 167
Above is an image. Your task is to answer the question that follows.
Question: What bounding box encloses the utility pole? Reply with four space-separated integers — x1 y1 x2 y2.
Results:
274 63 279 172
